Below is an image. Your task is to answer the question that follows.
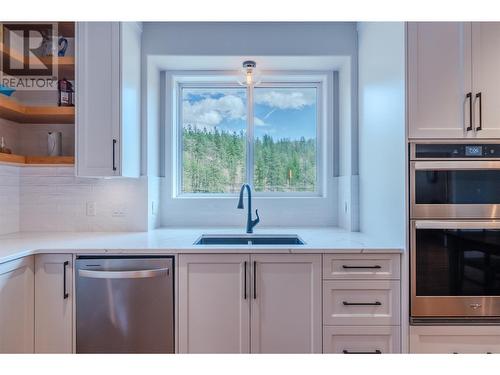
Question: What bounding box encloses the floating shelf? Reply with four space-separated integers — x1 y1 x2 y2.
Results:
1 42 75 80
0 153 74 165
0 95 74 124
38 56 75 80
57 22 75 38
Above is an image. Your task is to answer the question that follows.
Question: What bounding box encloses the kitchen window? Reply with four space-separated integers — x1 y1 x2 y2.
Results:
173 75 323 197
164 71 335 226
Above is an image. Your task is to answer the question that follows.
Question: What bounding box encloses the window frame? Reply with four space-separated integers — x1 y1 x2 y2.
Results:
169 71 329 199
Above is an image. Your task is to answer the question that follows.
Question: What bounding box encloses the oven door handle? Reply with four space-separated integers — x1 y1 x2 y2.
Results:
413 161 500 170
414 220 500 230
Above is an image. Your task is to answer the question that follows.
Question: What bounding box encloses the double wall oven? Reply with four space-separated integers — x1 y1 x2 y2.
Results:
410 142 500 321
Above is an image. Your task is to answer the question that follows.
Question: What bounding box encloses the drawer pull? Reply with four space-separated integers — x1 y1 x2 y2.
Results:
343 301 382 306
343 349 381 354
342 265 381 269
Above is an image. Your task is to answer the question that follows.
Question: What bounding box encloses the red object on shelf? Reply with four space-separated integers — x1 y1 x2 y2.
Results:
58 78 74 107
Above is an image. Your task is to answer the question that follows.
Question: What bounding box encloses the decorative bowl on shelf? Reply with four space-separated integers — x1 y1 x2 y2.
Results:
0 85 15 97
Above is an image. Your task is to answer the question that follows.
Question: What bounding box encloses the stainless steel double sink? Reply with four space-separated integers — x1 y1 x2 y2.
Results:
194 234 305 246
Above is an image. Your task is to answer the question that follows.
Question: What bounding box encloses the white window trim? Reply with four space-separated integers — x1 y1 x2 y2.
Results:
169 71 330 199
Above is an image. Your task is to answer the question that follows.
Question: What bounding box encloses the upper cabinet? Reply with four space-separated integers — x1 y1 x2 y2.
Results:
471 23 500 138
408 22 500 139
76 22 141 177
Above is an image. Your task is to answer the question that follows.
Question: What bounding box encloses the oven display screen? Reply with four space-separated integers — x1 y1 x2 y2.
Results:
465 145 482 156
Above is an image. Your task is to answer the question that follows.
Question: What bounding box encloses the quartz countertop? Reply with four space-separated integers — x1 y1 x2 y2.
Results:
0 227 403 264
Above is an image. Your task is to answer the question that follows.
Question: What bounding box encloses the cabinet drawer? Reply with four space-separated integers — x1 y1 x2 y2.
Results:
410 326 500 354
323 326 401 354
323 280 400 326
323 254 400 280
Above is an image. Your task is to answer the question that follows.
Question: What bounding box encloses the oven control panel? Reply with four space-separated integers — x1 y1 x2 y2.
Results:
415 144 500 159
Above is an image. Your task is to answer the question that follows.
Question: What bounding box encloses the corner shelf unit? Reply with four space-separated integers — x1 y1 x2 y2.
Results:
0 95 74 124
0 21 76 167
0 153 74 165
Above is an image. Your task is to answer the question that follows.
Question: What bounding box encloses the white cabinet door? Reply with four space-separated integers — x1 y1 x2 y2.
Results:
76 22 141 177
410 326 500 353
408 22 473 139
34 254 73 353
0 257 34 353
178 254 250 353
250 254 322 353
472 22 500 138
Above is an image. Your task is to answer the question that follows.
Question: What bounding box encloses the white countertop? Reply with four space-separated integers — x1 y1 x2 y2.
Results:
0 227 403 264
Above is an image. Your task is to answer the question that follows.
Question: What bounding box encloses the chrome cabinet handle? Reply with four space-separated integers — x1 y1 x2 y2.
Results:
343 301 382 306
475 92 482 131
79 267 169 279
343 349 381 354
63 261 69 299
466 92 473 131
342 265 381 269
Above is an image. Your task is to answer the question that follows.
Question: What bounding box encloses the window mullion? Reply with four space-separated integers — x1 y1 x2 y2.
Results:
246 84 254 186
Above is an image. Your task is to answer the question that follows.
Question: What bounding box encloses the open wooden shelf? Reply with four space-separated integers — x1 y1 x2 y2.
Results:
57 22 75 38
0 153 74 165
1 42 75 80
36 56 75 80
0 95 74 124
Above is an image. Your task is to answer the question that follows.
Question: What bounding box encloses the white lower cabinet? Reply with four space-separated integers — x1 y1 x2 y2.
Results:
0 256 34 353
178 253 321 353
322 254 402 354
250 254 322 353
410 326 500 354
34 254 73 353
323 326 400 354
178 254 250 353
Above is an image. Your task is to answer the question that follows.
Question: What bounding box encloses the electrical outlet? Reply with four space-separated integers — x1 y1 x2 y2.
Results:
112 207 127 217
86 202 96 217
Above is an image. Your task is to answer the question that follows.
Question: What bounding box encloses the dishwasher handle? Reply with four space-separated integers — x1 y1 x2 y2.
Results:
78 267 169 279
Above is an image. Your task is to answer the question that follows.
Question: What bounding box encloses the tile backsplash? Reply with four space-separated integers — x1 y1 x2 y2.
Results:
0 164 20 235
0 165 148 233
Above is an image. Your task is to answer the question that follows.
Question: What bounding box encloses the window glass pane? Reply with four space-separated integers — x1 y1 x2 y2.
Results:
181 87 246 193
253 87 317 192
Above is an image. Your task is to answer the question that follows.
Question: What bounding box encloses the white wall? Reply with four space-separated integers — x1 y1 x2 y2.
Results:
143 22 358 57
357 22 406 245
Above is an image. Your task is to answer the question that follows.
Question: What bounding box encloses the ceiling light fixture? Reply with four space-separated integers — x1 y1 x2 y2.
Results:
238 60 261 86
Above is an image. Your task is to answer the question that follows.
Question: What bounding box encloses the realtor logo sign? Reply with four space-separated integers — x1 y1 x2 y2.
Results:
0 22 58 90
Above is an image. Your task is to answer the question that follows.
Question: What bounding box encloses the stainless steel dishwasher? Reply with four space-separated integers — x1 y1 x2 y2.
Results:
76 256 174 353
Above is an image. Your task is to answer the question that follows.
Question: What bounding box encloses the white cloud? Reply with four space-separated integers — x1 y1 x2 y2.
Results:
255 89 315 110
183 94 245 129
254 116 267 126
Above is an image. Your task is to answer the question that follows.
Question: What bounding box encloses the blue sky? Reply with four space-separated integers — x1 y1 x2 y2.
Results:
182 87 317 140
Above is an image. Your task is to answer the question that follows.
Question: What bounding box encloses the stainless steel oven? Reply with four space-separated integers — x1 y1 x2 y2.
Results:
410 142 500 219
411 220 500 318
410 141 500 321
